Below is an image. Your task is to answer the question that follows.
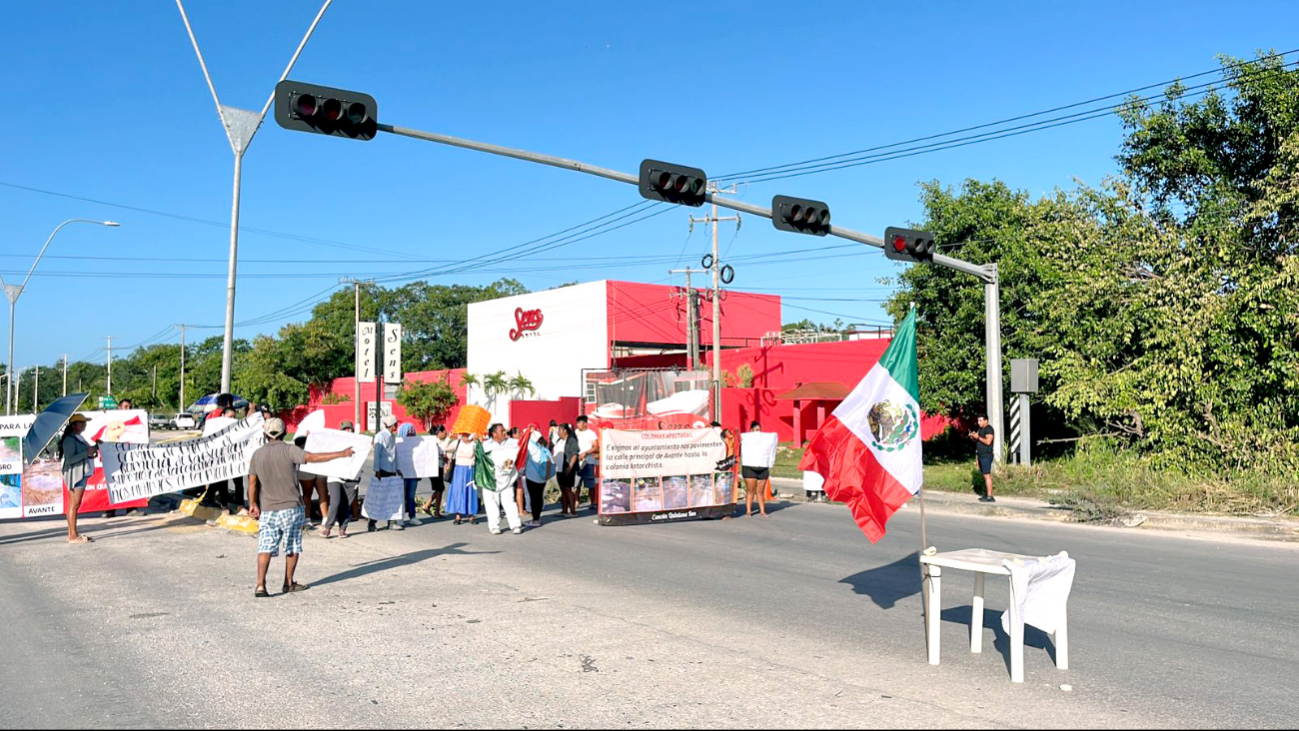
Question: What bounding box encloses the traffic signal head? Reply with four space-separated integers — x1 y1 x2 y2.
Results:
883 226 937 263
639 160 708 207
274 80 378 141
772 195 831 236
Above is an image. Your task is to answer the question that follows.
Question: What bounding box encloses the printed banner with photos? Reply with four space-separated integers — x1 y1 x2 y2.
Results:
597 427 734 526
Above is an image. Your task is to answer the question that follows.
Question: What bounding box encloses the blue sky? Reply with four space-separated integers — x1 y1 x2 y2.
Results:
2 0 1295 369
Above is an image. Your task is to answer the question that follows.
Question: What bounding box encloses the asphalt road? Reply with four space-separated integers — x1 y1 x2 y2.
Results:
1 493 1295 729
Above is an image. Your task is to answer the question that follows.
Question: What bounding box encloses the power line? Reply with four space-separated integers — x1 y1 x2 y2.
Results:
715 47 1299 183
735 59 1299 185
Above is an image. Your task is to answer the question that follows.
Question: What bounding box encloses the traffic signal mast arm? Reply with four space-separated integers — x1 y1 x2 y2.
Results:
374 122 994 284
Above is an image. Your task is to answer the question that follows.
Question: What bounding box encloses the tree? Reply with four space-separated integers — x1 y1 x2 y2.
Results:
396 375 460 431
481 371 509 413
508 372 536 399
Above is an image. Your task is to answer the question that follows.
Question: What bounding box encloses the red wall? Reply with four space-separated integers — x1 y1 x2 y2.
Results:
707 339 891 392
509 397 584 431
287 368 469 433
606 281 780 348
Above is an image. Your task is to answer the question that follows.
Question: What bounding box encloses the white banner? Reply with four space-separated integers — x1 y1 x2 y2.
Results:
600 428 726 480
384 322 403 384
361 475 405 521
358 322 377 382
101 413 266 504
367 400 393 434
303 428 372 481
396 436 442 478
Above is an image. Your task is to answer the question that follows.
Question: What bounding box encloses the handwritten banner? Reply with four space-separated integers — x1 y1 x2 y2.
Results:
396 436 442 478
361 476 405 521
101 413 266 504
304 428 372 481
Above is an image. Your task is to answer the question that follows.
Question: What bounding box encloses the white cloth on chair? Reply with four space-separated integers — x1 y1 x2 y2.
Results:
1000 552 1076 635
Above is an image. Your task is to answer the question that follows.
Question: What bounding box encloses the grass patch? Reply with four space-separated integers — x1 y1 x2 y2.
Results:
773 441 1299 519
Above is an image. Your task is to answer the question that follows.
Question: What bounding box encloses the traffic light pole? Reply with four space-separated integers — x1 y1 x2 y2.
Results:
174 0 334 396
374 122 1006 460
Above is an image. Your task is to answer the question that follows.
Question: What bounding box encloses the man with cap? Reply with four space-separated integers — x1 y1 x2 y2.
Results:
248 416 355 598
321 420 362 539
368 414 404 531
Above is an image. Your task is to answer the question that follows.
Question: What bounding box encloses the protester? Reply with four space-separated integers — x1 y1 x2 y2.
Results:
397 421 422 527
118 399 132 410
421 425 449 518
248 417 354 597
553 422 580 517
575 415 601 511
513 425 531 515
479 423 524 535
547 419 559 448
444 431 479 525
368 414 403 531
740 420 777 519
210 406 246 513
293 431 329 527
970 414 996 503
322 420 362 539
59 414 98 543
523 429 554 527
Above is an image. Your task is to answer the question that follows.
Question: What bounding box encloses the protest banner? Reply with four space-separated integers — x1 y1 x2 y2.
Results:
296 409 326 437
0 410 151 519
597 427 731 526
202 416 234 437
396 436 442 478
303 428 372 481
361 476 405 521
101 412 266 504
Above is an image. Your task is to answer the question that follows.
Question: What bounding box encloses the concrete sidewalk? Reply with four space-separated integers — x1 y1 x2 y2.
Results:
770 476 1299 542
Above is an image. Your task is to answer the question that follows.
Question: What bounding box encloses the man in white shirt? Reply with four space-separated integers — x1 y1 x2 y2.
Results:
574 415 600 511
481 423 524 535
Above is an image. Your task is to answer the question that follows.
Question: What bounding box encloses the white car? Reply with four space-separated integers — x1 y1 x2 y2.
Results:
171 413 197 430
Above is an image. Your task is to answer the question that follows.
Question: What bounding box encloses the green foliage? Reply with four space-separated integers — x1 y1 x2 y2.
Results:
396 375 460 430
736 363 754 388
508 372 536 398
887 51 1299 476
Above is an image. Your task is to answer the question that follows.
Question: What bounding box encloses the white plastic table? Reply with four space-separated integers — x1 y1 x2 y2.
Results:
919 548 1070 683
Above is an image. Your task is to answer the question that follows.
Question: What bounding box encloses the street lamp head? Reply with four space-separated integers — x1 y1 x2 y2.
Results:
103 221 121 227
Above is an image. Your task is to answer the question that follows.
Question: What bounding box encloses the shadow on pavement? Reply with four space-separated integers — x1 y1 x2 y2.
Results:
940 605 1058 675
0 516 181 546
838 551 922 609
311 543 498 587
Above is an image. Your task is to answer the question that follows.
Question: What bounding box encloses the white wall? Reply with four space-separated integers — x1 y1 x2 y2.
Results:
467 281 609 420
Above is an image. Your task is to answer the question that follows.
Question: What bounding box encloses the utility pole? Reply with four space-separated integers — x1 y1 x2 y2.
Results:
668 268 706 371
105 336 113 397
340 277 374 431
62 353 67 397
176 324 188 413
152 363 158 402
689 182 740 421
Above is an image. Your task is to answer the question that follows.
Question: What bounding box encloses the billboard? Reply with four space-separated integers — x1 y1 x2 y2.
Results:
584 369 712 431
597 427 735 526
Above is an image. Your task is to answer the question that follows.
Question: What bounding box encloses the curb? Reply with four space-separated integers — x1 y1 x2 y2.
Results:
215 513 259 535
770 477 1299 542
178 498 225 523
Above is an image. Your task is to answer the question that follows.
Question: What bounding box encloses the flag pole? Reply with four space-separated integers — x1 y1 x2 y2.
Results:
910 302 932 646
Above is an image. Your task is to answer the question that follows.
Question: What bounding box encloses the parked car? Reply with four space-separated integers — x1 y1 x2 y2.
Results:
148 413 171 431
171 413 197 430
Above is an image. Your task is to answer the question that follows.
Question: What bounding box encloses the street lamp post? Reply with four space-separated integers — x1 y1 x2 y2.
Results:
3 219 119 415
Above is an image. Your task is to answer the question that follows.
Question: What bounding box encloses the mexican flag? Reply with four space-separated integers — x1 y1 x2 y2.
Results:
799 308 922 543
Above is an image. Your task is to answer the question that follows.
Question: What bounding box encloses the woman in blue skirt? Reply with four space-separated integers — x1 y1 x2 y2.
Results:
444 432 479 525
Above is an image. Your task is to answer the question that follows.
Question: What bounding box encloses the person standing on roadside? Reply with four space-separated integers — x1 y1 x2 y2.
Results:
553 423 580 517
444 431 478 525
421 425 449 518
740 420 777 519
523 429 554 527
369 414 404 531
248 417 354 597
397 421 422 527
479 423 524 535
294 431 329 527
60 414 98 543
574 415 601 511
970 414 996 503
322 420 362 539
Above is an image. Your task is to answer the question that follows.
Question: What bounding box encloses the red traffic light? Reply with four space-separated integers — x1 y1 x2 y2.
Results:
892 235 907 252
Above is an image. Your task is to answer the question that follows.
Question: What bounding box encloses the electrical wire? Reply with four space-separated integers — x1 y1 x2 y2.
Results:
715 48 1299 183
